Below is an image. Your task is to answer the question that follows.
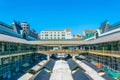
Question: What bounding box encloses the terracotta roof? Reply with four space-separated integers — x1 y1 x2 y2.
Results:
43 30 64 32
65 29 71 32
84 30 97 33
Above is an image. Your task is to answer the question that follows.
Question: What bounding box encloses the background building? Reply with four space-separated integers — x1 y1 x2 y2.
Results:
81 21 120 41
0 21 38 40
72 33 82 40
98 20 120 35
39 28 72 40
20 22 38 40
82 30 97 40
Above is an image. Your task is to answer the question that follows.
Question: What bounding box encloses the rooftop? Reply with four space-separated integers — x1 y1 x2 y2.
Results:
84 30 97 33
43 30 64 32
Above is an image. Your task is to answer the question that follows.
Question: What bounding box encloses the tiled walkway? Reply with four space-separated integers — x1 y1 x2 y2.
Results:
50 60 74 80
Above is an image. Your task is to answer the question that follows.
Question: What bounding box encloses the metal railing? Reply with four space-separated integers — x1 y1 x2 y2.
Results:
89 50 120 57
0 50 33 56
36 50 88 54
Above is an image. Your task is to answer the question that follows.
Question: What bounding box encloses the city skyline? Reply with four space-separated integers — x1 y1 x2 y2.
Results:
0 0 120 34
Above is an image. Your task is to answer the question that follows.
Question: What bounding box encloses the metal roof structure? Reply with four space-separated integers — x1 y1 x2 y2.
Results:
32 70 50 80
67 59 79 71
43 59 56 71
76 60 105 80
82 60 102 72
72 69 90 80
91 32 120 44
0 31 120 45
0 34 29 44
102 73 115 80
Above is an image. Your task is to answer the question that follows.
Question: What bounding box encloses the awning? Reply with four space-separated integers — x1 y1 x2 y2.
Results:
18 73 33 80
22 63 30 67
79 55 86 59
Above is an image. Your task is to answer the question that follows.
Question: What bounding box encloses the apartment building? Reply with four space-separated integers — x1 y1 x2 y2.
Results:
39 28 72 40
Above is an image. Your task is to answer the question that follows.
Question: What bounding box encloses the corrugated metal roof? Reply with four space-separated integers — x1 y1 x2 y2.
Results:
67 59 79 71
33 70 50 80
102 73 115 80
82 60 101 72
72 69 90 80
43 59 56 71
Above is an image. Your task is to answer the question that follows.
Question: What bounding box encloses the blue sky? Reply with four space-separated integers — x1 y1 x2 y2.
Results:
0 0 120 34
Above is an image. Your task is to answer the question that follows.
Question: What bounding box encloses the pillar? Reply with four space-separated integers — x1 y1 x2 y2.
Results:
37 46 39 51
59 45 62 50
2 43 5 53
18 44 21 52
72 55 76 60
102 43 104 53
47 54 50 60
89 45 90 52
118 41 120 51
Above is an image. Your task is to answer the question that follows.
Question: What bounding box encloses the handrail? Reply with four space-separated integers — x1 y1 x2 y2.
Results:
0 50 33 56
36 50 88 54
89 50 120 57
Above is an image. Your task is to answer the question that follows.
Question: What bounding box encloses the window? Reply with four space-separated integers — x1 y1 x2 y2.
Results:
45 34 48 36
62 37 65 39
62 32 65 36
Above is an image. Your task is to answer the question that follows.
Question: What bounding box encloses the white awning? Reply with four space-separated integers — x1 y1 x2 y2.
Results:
18 73 33 80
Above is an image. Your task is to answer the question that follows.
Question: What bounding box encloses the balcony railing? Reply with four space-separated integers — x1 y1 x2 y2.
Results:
0 50 33 56
89 50 120 57
36 49 120 57
36 50 88 54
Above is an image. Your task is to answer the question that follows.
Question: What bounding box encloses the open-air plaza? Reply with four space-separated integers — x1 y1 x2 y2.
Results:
0 0 120 80
0 20 120 80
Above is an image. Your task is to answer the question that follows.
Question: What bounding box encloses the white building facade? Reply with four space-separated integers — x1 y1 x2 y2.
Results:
39 28 72 40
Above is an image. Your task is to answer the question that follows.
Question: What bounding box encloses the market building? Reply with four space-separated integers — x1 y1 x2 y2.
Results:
0 21 120 80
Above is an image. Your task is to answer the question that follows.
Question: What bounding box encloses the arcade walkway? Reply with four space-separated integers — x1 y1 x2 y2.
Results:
50 60 73 80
